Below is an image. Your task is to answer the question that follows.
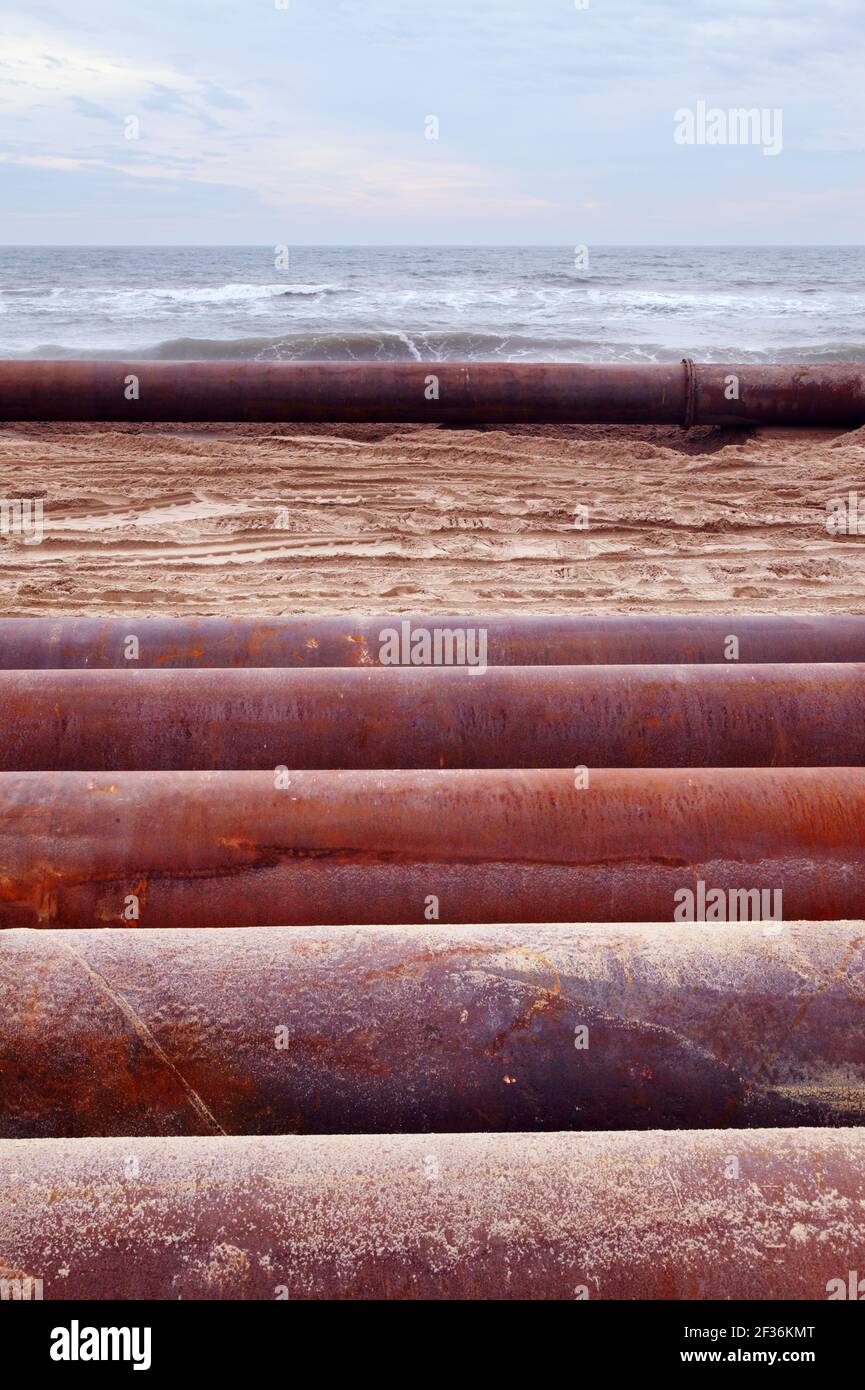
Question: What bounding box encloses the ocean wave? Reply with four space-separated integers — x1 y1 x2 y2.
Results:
22 332 865 364
147 282 342 304
1 282 345 310
532 272 624 287
16 278 862 319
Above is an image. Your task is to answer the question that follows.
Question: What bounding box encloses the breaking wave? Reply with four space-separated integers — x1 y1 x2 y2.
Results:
5 246 865 362
23 332 865 364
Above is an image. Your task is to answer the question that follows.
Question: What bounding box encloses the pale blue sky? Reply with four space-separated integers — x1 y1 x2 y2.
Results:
1 0 862 244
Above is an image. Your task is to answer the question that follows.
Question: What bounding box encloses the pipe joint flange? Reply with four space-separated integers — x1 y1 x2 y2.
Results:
681 357 698 429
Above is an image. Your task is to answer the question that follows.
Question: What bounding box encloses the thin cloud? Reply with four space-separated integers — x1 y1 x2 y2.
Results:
0 1 861 241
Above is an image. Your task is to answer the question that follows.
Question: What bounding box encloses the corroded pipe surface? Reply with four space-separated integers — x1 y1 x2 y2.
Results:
0 361 683 423
1 1129 863 1299
3 922 863 1138
692 363 865 427
1 767 862 928
2 614 864 669
2 664 864 770
0 360 863 425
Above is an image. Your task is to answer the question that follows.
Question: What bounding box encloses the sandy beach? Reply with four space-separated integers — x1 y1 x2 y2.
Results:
2 419 864 616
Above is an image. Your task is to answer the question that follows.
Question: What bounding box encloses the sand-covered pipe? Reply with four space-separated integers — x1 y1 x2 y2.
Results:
0 360 863 425
2 614 865 669
2 663 864 771
0 767 862 929
3 921 864 1138
1 1128 863 1299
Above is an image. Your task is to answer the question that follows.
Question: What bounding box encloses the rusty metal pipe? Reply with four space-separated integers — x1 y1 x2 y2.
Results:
3 921 864 1138
2 614 865 669
1 767 863 928
1 1128 863 1298
0 360 863 425
1 664 864 770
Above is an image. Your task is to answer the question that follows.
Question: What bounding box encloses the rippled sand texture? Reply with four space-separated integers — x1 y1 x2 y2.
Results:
1 420 864 615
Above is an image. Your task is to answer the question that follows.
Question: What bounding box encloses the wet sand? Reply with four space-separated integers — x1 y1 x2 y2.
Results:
1 420 864 615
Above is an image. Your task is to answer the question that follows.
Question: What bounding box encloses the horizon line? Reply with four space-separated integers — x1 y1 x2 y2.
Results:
1 242 864 251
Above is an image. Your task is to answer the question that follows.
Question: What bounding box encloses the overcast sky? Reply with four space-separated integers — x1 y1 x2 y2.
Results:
1 0 862 244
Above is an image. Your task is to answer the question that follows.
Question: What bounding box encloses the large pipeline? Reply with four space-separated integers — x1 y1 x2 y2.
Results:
0 360 863 425
0 767 862 928
0 1129 862 1299
2 614 864 669
3 922 864 1138
2 664 864 770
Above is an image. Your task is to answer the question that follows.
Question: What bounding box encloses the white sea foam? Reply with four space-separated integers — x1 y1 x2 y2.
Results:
2 246 864 361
